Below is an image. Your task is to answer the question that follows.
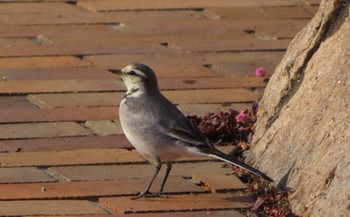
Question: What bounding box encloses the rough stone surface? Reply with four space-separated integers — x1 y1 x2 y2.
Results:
250 1 350 216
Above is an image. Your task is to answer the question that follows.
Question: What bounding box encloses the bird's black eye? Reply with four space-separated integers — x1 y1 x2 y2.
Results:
129 70 137 76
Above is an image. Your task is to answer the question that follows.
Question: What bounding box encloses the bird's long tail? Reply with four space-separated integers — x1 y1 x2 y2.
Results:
207 148 273 182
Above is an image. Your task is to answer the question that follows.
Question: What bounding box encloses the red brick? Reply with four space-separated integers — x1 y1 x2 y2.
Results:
39 11 203 29
0 67 113 81
254 19 309 39
35 211 245 217
0 179 202 200
77 0 299 12
0 24 119 38
189 51 284 66
0 167 55 184
192 174 246 193
0 135 132 152
0 146 232 167
124 210 245 217
47 162 232 182
106 64 217 78
165 89 261 104
79 0 199 11
178 103 252 116
0 9 205 25
27 92 123 108
0 2 117 25
85 54 217 78
185 51 283 77
205 6 313 20
84 120 123 136
171 160 233 176
0 37 37 47
115 10 206 23
37 216 113 217
0 96 37 109
0 40 167 57
0 122 92 140
99 193 253 214
0 148 144 167
0 2 80 13
169 35 291 53
122 19 243 36
0 38 40 58
209 19 308 40
0 200 107 216
0 107 118 123
0 12 102 26
27 89 261 108
85 53 183 67
39 35 173 55
0 79 123 94
86 52 284 79
161 76 267 89
159 19 306 41
115 74 266 90
0 146 8 153
0 56 93 69
0 38 38 57
0 76 262 95
210 63 275 78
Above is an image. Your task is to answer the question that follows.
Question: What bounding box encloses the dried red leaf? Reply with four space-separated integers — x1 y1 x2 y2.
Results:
186 102 298 217
251 196 266 211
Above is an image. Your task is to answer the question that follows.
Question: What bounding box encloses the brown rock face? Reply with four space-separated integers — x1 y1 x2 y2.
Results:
250 0 350 216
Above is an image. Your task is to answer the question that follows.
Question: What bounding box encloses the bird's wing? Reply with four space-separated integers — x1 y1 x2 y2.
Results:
166 117 212 147
154 94 213 148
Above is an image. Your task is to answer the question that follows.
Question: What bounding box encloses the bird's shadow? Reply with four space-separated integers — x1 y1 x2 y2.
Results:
276 162 296 193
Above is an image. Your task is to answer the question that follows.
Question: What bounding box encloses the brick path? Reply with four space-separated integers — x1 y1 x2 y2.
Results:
0 1 319 216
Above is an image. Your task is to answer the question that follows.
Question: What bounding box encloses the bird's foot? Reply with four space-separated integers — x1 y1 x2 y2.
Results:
131 191 168 200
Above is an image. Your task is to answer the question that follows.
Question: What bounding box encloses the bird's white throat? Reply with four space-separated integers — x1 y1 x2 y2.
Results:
122 76 144 97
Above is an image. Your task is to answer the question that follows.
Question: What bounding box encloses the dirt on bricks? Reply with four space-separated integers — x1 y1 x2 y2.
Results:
0 0 319 216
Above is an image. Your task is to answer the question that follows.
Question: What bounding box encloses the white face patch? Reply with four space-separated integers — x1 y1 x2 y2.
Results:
122 74 144 96
119 65 160 97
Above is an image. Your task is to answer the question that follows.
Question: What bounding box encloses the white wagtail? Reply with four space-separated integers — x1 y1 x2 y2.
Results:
109 63 273 199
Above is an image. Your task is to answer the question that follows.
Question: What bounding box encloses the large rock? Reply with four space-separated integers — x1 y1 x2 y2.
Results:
250 0 350 216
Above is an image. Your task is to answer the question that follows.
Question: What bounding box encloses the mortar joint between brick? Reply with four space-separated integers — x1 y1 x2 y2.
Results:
38 166 69 183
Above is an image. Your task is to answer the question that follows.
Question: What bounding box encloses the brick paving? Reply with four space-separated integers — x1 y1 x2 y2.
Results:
0 0 319 216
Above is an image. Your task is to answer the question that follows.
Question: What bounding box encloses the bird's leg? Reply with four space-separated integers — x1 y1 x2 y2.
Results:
131 159 161 200
158 162 172 195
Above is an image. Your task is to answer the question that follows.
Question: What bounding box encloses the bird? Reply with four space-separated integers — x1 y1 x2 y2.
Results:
109 63 273 199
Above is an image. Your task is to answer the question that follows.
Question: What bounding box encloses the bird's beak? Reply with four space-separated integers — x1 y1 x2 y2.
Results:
108 69 122 74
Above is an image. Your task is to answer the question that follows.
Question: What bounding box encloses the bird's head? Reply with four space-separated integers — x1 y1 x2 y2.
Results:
109 63 159 96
